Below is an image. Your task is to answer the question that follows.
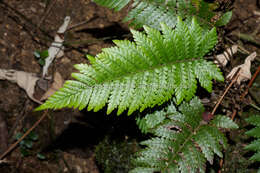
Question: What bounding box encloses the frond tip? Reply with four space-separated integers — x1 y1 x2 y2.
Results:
92 0 131 11
36 17 223 115
132 97 238 173
245 114 260 168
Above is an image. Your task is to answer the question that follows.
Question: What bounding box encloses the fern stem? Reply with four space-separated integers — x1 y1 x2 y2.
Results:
163 123 202 171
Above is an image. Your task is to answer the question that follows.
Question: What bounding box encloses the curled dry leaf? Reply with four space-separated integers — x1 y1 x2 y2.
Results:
0 158 10 165
0 69 42 104
214 45 238 67
40 72 64 101
227 52 257 84
42 16 71 77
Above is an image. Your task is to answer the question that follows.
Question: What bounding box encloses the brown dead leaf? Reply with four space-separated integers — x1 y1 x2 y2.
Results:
227 52 257 84
42 16 70 77
0 69 42 104
40 72 64 101
214 45 238 67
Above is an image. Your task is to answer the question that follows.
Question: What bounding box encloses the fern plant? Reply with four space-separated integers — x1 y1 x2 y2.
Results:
93 0 232 30
245 114 260 171
36 17 223 115
132 97 238 173
33 1 238 172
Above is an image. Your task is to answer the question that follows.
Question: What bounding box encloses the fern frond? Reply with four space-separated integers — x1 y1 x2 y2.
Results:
245 114 260 165
92 0 131 11
93 0 224 30
132 97 238 173
36 18 223 115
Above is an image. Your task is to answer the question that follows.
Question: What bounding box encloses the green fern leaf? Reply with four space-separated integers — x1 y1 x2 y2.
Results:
93 0 226 30
245 139 260 153
36 18 223 115
136 110 166 133
215 11 232 27
132 97 238 173
245 114 260 166
210 115 239 129
92 0 131 11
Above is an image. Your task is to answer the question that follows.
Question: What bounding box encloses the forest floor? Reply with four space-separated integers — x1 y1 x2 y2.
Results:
0 0 259 173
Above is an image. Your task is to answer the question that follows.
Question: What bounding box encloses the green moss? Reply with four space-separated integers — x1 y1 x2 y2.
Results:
95 136 139 173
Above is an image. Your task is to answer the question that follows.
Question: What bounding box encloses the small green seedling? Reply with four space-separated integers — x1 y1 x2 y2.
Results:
34 50 49 66
36 153 46 160
14 128 45 160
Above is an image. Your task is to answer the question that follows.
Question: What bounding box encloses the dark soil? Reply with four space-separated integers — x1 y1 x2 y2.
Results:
0 0 259 173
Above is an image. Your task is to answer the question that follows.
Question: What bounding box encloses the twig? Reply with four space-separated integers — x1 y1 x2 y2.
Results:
0 1 86 56
252 23 260 36
0 1 53 40
218 158 224 173
216 73 240 173
225 36 260 62
0 110 48 160
231 109 237 120
0 158 12 165
61 152 73 173
8 100 30 139
232 32 260 47
250 103 260 111
211 69 241 115
37 0 58 28
67 16 99 31
217 66 259 173
225 36 249 54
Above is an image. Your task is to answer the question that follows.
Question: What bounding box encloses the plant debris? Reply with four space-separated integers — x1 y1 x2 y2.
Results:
227 52 257 84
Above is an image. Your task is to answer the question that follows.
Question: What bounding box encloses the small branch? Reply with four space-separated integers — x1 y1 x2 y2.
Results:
231 110 237 120
67 16 99 31
37 0 58 28
218 158 224 173
61 152 73 173
0 111 48 160
211 69 241 115
225 36 250 54
0 1 53 41
232 32 260 47
250 103 260 111
8 100 30 139
215 72 240 173
240 65 260 100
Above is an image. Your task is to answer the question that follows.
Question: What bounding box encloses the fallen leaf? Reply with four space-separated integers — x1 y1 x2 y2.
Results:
40 72 64 101
42 16 70 77
227 52 257 84
0 158 10 165
0 69 42 104
214 45 238 67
